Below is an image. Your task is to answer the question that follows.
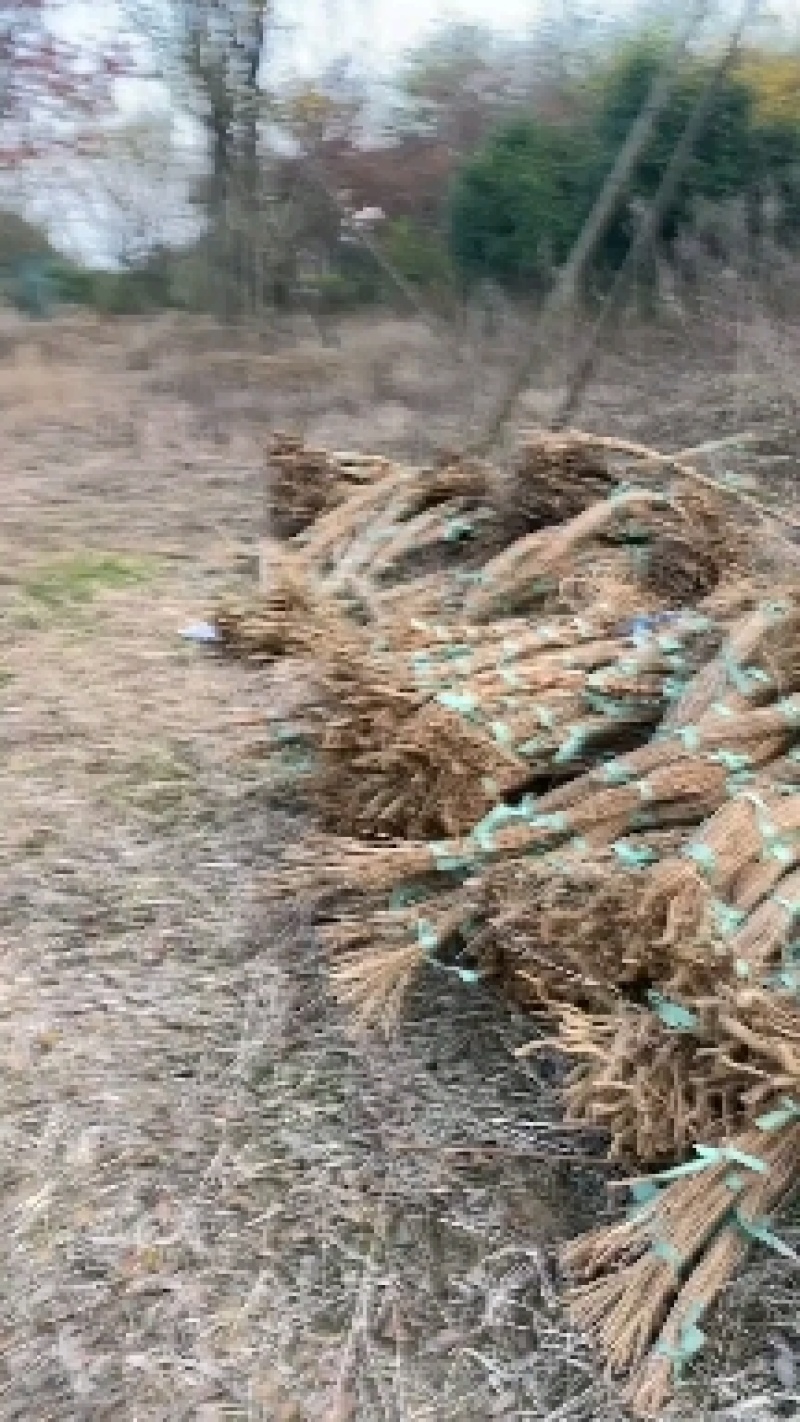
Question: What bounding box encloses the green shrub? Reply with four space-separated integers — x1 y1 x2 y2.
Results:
449 118 601 287
447 33 800 290
380 217 456 291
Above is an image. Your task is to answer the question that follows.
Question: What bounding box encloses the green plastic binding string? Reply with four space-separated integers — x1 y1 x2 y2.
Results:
599 759 634 785
491 720 515 749
430 842 476 874
774 895 800 922
444 517 474 543
755 1096 800 1132
726 773 755 796
517 736 548 756
390 884 431 910
651 1237 683 1269
609 482 635 506
722 650 771 697
733 1210 798 1260
587 668 609 688
686 613 713 632
555 726 590 764
675 725 701 751
709 750 752 773
655 1302 707 1381
724 1171 746 1194
778 696 800 726
417 918 438 953
741 790 800 865
272 724 308 746
411 652 435 683
436 690 481 725
613 841 658 868
712 901 746 938
530 577 555 597
685 843 717 876
584 691 632 720
530 812 569 834
469 799 540 853
763 599 792 622
647 991 699 1032
648 1142 769 1183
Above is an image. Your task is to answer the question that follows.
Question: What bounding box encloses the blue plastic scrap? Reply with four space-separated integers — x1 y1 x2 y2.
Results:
180 621 220 644
620 611 680 646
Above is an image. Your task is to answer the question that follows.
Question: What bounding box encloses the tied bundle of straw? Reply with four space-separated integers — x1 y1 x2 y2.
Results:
466 476 742 624
644 787 800 954
310 647 528 841
214 546 320 661
553 1004 751 1164
267 432 388 538
490 433 616 540
271 750 732 908
641 482 744 606
297 455 490 578
464 850 671 1011
323 832 684 1033
564 1113 800 1417
716 984 800 1096
665 600 800 731
464 488 673 621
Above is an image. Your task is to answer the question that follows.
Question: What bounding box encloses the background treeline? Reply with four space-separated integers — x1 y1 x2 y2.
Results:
6 15 800 319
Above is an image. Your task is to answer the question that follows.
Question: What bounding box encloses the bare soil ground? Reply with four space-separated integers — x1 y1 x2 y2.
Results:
0 308 797 1421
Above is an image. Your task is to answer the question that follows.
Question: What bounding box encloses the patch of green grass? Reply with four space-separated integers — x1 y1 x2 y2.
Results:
22 553 157 608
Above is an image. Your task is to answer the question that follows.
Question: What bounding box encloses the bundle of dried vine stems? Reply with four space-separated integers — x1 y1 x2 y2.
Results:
564 1112 800 1417
267 432 390 538
308 637 529 840
211 429 800 1415
464 480 739 621
494 433 617 534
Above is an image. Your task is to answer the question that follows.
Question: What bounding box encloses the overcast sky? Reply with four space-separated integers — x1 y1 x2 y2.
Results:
277 0 799 72
272 0 546 73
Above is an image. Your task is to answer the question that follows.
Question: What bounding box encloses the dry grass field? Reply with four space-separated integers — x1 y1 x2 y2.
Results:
0 305 797 1421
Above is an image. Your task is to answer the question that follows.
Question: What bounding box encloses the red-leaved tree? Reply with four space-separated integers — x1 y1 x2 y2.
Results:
0 0 131 167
